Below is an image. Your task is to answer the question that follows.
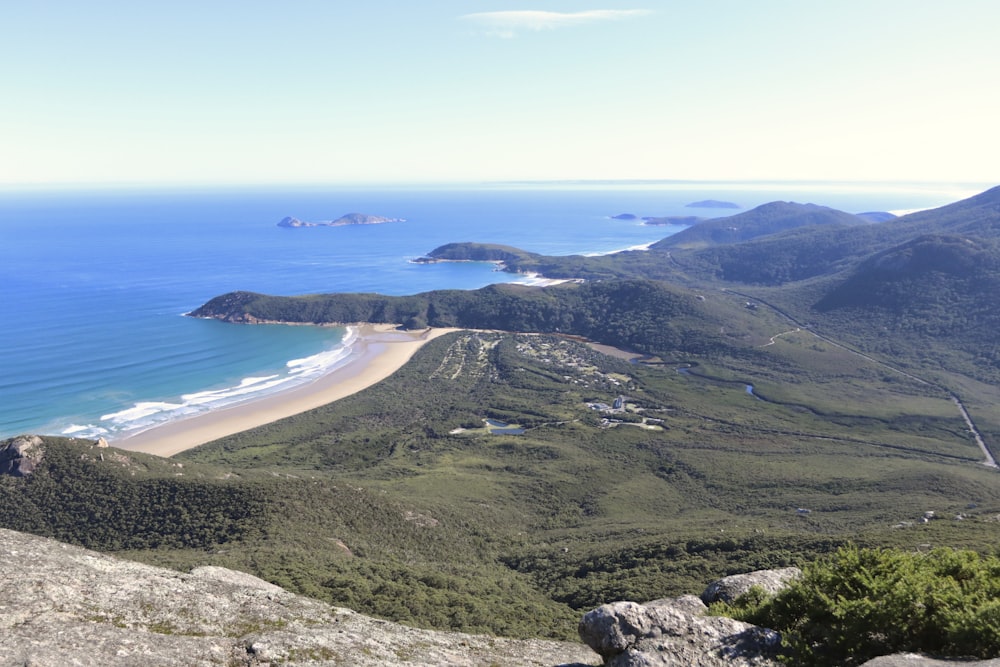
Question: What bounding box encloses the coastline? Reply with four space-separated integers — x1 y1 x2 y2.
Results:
114 324 458 458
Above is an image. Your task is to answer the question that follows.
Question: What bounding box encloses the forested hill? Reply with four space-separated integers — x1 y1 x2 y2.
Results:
891 184 1000 236
802 234 1000 373
670 185 1000 286
419 242 539 264
816 233 1000 314
190 279 730 357
651 202 868 251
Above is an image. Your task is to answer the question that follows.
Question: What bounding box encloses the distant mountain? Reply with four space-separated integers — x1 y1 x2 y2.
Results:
893 184 1000 236
278 213 405 228
652 202 867 251
802 234 1000 377
672 224 878 285
665 187 1000 287
817 234 1000 312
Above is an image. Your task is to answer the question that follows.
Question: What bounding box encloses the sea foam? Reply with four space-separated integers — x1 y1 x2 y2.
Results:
86 327 360 439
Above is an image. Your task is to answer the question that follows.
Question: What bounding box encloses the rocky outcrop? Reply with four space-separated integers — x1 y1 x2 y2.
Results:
576 569 995 666
860 656 1000 666
576 568 804 666
0 435 44 476
6 532 990 667
578 595 782 666
700 567 801 605
0 528 597 667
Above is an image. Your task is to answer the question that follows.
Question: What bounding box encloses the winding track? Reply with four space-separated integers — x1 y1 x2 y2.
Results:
729 289 998 470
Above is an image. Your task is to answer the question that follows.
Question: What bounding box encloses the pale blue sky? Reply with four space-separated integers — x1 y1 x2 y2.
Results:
3 1 998 186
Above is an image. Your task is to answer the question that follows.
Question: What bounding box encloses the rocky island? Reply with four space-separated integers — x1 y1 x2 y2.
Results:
278 212 405 228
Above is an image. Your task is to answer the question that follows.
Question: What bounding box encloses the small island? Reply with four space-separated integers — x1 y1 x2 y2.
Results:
411 242 534 265
685 200 741 209
610 213 638 220
278 212 405 228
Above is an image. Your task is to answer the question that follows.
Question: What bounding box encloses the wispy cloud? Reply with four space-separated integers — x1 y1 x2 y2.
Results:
461 9 652 38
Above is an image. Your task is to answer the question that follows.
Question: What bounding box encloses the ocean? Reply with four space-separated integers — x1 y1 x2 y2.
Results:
0 181 981 441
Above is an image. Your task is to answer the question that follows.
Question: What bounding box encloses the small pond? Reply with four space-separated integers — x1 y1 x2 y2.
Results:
485 418 525 435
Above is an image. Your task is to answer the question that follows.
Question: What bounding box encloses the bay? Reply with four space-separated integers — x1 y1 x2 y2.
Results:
0 182 978 440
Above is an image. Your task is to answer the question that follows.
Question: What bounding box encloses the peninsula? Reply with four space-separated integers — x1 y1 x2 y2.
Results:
278 212 405 228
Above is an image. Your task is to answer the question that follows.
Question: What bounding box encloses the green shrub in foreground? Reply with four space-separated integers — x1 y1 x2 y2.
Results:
717 545 1000 666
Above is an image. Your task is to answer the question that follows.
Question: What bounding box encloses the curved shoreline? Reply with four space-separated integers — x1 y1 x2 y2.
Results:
114 324 458 458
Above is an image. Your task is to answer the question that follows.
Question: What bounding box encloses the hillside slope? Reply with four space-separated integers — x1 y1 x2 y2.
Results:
652 202 867 251
672 185 1000 287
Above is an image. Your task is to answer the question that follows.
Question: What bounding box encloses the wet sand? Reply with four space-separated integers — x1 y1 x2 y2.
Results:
114 324 458 457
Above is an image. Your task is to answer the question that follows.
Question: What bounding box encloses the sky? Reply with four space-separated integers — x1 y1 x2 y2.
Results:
2 1 999 187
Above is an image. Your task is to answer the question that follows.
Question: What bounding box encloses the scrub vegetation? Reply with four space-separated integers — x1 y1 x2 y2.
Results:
6 185 1000 654
714 545 1000 665
5 327 1000 640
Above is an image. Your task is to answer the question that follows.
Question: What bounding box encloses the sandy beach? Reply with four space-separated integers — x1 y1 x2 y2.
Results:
114 324 458 458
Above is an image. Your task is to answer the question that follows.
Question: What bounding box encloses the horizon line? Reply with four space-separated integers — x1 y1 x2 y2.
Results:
0 177 994 194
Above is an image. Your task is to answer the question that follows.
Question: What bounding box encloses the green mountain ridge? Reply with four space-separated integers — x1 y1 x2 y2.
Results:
817 234 1000 313
393 188 1000 387
673 185 1000 285
190 279 730 357
652 201 869 251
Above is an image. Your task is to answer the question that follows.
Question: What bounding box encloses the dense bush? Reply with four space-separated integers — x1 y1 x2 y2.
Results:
190 278 730 358
719 545 1000 666
0 439 269 550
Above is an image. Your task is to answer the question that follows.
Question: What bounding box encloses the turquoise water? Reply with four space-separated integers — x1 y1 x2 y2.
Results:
0 182 978 440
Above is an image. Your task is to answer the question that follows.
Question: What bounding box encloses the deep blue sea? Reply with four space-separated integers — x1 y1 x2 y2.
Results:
0 181 982 441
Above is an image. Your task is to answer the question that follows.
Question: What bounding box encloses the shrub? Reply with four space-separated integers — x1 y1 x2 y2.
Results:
720 545 1000 666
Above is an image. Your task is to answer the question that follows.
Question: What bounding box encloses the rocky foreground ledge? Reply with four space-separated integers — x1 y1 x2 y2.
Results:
3 527 999 666
0 528 596 667
576 567 1000 667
